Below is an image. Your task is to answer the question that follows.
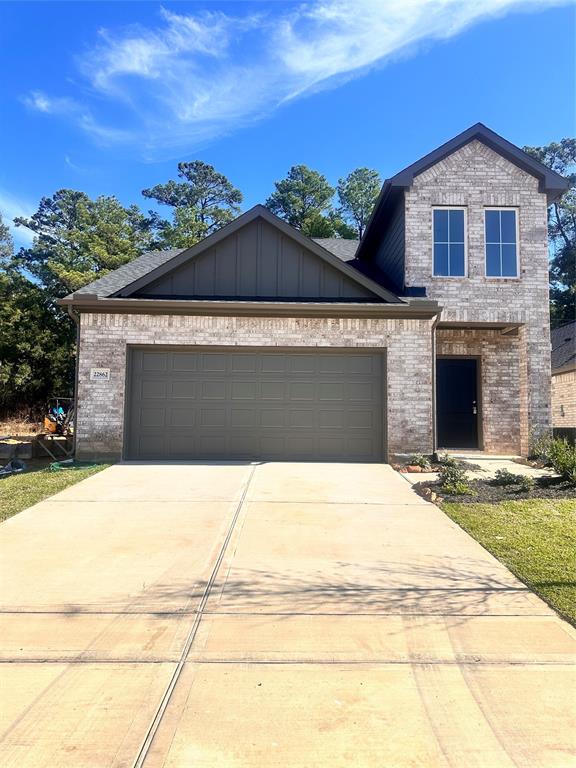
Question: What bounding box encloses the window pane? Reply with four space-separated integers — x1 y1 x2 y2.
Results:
485 210 500 243
434 244 449 275
449 210 464 243
449 244 465 276
486 244 501 276
434 210 448 242
500 210 516 243
501 244 517 276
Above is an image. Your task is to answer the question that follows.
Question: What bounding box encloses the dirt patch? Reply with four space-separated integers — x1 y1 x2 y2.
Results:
414 475 576 504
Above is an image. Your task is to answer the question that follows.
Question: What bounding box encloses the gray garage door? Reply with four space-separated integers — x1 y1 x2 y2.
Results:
125 348 385 461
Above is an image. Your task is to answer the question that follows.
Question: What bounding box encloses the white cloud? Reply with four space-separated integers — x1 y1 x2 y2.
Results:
23 0 568 155
0 190 35 247
22 90 132 145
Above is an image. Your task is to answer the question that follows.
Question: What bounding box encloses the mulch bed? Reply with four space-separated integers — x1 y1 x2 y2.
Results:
414 475 576 504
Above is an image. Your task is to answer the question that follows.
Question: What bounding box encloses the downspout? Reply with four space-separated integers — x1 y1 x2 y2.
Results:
66 305 80 458
431 313 441 455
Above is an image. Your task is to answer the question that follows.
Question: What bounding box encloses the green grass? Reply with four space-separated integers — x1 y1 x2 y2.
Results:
442 498 576 625
0 463 110 523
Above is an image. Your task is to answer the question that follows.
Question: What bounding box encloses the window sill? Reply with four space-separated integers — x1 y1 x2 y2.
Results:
431 275 468 279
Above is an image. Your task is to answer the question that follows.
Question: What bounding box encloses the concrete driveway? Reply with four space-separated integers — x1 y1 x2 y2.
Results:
1 462 574 767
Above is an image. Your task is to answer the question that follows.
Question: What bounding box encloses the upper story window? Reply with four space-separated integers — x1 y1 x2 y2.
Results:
485 209 518 277
433 208 466 277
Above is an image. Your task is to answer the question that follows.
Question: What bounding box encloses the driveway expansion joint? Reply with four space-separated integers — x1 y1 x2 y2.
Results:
131 463 258 768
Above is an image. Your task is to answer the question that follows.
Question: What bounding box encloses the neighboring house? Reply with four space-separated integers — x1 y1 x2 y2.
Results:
551 321 576 438
60 123 569 462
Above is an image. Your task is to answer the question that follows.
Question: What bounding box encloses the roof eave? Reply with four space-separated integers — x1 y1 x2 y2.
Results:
551 362 576 376
58 294 440 320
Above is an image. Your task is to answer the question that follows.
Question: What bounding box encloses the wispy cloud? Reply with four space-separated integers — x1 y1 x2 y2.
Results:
0 190 35 247
22 0 567 155
22 90 132 144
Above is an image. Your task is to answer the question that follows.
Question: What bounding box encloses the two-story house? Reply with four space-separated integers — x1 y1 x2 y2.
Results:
61 124 569 462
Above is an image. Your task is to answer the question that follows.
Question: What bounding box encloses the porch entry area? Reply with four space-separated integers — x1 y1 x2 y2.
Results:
436 357 480 449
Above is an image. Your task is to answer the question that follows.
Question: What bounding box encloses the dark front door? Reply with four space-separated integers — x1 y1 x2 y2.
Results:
436 358 479 449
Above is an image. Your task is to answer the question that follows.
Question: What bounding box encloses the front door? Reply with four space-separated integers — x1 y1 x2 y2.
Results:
436 358 479 449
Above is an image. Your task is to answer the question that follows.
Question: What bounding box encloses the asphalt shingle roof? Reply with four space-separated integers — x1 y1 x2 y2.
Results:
68 238 361 299
312 238 359 261
70 249 185 298
551 321 576 372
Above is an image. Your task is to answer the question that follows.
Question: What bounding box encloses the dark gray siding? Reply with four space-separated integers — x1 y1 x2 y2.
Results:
373 198 405 294
135 218 378 301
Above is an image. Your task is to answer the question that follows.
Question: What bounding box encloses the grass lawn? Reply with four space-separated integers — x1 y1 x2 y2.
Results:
0 463 110 523
442 498 576 625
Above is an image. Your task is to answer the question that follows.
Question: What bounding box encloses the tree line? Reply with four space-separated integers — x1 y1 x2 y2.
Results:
1 141 574 416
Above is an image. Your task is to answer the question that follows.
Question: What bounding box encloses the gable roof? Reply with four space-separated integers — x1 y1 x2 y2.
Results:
357 122 570 261
551 321 576 373
65 206 401 304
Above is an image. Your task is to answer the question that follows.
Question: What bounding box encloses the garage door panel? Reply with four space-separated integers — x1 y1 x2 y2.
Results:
199 353 227 372
141 352 167 371
261 382 284 400
127 349 384 461
140 408 165 428
230 409 257 428
231 382 257 400
169 408 195 427
170 380 196 398
141 380 166 399
260 410 286 428
261 356 286 373
172 353 198 371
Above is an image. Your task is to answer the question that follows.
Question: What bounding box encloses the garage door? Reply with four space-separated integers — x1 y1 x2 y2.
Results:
125 348 385 461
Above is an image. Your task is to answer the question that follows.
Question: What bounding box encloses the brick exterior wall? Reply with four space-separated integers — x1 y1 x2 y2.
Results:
76 312 435 460
436 328 524 454
552 370 576 428
405 139 552 449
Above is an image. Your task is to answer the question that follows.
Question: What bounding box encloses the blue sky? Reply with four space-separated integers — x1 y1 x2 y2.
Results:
1 1 574 247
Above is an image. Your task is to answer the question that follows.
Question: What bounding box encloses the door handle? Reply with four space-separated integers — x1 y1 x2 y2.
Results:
472 401 477 415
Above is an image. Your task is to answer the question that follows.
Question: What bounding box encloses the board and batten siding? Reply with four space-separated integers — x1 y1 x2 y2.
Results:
135 218 378 301
373 199 405 294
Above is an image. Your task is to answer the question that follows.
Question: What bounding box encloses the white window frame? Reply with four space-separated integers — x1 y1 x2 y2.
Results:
484 207 520 279
432 206 468 278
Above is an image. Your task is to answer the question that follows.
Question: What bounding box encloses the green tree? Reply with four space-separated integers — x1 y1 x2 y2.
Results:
0 213 73 414
154 207 210 249
524 139 576 326
266 165 335 230
13 190 155 296
337 167 382 239
300 211 357 239
143 160 242 248
0 212 12 262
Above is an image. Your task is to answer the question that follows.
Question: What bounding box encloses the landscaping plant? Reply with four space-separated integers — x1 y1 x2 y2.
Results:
409 454 431 470
518 475 536 493
493 468 520 486
438 463 475 496
530 435 576 485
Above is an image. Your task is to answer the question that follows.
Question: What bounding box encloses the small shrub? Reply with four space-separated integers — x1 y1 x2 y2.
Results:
442 480 476 496
493 468 521 486
436 453 458 467
409 454 431 470
547 438 576 485
517 475 535 493
529 432 553 462
438 463 474 494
